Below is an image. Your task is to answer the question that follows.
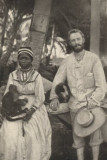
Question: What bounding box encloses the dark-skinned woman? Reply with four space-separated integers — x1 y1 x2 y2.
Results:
0 47 52 160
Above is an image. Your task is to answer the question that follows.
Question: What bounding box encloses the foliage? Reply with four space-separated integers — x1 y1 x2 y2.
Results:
0 0 106 86
0 0 35 86
5 0 34 13
50 0 91 50
0 0 34 59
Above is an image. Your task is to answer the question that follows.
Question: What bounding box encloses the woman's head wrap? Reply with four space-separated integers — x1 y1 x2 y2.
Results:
18 47 33 59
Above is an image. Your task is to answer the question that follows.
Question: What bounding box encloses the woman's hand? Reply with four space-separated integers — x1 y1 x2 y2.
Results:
23 108 35 121
50 98 59 111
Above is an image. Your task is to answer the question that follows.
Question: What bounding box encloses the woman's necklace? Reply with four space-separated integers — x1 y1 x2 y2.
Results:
17 67 35 85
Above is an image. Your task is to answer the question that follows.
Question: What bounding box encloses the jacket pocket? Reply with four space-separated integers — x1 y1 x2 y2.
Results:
84 73 95 89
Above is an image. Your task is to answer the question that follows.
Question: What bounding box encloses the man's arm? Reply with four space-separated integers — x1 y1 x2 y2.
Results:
88 57 106 108
50 59 67 110
50 59 67 100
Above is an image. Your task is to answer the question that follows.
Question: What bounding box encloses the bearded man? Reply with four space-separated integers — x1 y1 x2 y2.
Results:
49 29 106 160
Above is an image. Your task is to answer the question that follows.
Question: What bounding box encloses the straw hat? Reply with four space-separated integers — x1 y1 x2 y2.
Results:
74 107 106 137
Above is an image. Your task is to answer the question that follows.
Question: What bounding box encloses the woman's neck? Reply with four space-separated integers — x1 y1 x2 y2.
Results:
20 65 32 72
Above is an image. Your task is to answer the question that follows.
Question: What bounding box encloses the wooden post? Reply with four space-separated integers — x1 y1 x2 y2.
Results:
29 0 52 69
90 0 100 55
102 0 107 56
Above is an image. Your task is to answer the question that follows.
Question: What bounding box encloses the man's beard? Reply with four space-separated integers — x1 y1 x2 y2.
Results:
71 44 84 53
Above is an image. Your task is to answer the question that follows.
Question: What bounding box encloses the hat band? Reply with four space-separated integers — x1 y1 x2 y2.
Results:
83 111 95 128
18 48 33 57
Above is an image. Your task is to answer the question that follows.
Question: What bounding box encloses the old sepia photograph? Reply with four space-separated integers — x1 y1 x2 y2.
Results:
0 0 107 160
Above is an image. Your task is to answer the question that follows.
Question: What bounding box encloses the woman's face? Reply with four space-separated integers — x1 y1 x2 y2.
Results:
18 52 32 69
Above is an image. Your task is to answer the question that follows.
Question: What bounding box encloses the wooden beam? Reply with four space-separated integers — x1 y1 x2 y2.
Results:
29 0 52 69
102 0 107 56
90 0 100 55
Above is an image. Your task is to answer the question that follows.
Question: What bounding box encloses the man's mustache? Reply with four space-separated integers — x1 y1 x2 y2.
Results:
75 44 82 47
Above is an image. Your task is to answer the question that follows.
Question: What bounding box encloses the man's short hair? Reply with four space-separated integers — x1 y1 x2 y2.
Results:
68 29 84 40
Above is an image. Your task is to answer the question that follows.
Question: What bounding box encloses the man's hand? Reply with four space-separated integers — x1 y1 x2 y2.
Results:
23 108 35 121
88 98 97 110
50 98 59 111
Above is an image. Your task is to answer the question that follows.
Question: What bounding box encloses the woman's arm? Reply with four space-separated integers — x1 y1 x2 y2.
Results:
23 73 45 121
4 73 14 95
32 73 45 109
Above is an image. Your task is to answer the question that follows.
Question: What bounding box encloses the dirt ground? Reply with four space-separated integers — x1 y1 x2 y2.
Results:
49 115 107 160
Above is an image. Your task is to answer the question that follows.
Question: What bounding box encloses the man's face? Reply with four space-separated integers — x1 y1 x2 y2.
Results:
69 32 85 53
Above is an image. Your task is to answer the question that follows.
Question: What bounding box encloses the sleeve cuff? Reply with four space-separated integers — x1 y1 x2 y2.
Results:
32 105 38 110
89 96 100 106
50 96 58 101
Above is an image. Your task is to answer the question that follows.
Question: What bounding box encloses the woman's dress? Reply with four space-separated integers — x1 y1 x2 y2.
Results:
0 68 52 160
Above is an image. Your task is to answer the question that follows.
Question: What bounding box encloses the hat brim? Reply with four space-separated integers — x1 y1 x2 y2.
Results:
74 107 106 137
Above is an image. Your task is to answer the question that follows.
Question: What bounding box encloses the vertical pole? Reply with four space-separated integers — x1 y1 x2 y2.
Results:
90 0 100 55
103 0 107 56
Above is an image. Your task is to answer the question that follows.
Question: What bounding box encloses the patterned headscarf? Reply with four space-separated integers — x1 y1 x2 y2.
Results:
18 47 33 59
